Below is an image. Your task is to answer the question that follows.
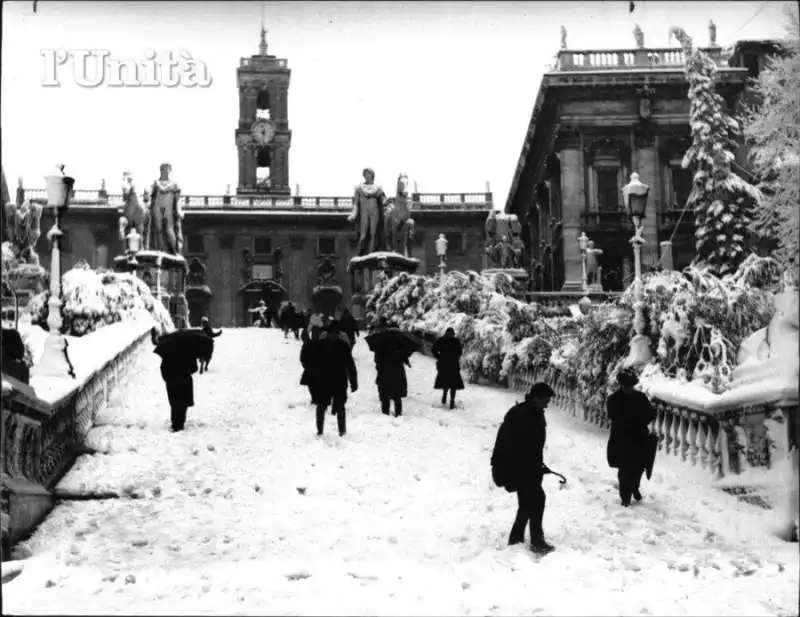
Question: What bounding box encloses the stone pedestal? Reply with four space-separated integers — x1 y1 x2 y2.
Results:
482 268 529 299
347 251 420 326
660 240 674 271
113 250 188 328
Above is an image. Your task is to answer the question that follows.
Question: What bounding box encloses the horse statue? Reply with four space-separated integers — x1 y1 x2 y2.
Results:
119 172 150 250
384 173 415 257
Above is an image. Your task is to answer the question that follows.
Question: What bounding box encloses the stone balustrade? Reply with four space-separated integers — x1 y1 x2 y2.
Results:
555 46 726 71
23 189 493 212
1 320 153 551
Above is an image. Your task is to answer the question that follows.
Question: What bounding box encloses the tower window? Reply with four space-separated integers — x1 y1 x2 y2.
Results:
257 89 271 120
256 147 272 187
671 167 693 209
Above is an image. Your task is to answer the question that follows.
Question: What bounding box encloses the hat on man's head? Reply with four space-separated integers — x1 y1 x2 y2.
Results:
617 368 639 387
528 382 555 399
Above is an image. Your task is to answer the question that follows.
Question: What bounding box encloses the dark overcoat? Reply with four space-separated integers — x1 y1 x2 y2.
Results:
374 348 409 400
159 349 198 409
606 388 656 469
432 336 465 391
315 333 358 405
492 401 547 489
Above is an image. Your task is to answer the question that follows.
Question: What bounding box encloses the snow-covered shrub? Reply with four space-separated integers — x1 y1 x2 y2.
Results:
27 262 174 336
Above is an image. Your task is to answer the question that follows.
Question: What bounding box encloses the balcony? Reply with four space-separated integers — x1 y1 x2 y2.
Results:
581 210 630 230
554 46 727 72
23 190 493 213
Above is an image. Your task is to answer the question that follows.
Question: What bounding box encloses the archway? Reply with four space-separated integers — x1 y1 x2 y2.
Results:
239 279 286 326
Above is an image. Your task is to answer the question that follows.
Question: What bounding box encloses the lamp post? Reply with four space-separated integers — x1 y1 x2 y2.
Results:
622 172 652 370
32 164 76 380
125 227 141 271
435 233 448 283
578 231 589 293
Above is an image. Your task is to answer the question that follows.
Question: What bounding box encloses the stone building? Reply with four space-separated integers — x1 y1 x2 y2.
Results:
22 30 492 326
504 26 785 292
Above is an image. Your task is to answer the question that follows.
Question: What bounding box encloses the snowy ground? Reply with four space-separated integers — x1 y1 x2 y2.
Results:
4 329 798 616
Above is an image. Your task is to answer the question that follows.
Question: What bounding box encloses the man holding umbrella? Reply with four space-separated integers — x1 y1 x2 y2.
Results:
151 327 210 432
606 368 657 507
365 319 421 417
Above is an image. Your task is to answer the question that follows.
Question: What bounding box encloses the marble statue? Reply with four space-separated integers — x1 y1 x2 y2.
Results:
348 167 387 256
3 200 43 266
149 162 183 254
634 24 644 48
708 20 717 46
560 25 567 50
384 173 415 258
119 171 150 249
485 211 526 270
586 240 604 287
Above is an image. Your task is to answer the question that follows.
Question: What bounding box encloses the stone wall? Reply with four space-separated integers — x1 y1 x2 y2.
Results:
1 323 152 556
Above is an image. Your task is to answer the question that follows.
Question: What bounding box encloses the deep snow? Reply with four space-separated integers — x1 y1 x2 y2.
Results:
4 329 798 616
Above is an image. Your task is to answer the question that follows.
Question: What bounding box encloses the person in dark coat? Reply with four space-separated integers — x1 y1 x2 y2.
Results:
197 317 221 373
278 302 294 338
1 328 30 384
374 341 411 417
606 368 657 507
432 327 464 409
491 382 556 553
152 328 198 432
300 325 323 404
315 320 358 437
338 308 359 349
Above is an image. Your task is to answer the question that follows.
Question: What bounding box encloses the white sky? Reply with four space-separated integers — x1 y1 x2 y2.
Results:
1 1 792 205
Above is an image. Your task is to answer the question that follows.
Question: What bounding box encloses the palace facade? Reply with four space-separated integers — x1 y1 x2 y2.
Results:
504 27 785 292
18 28 492 327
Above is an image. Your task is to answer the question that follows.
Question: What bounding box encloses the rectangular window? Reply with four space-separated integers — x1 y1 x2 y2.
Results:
671 167 693 209
596 170 620 212
318 237 336 255
186 234 205 255
254 236 272 255
446 233 464 253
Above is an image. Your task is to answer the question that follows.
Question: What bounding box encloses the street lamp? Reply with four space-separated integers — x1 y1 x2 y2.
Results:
622 172 652 370
126 227 141 270
578 231 589 293
32 164 76 380
435 233 448 283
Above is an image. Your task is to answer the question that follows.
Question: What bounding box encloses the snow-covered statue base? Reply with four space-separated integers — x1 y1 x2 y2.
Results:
482 268 529 299
113 250 189 329
347 252 420 323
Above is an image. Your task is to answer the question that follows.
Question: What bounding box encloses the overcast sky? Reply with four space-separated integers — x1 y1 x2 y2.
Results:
1 1 791 206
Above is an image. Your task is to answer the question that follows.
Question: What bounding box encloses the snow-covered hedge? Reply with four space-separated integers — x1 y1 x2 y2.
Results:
27 262 174 337
366 257 780 411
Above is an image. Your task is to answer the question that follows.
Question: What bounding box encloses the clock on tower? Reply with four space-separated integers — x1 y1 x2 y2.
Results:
234 26 292 196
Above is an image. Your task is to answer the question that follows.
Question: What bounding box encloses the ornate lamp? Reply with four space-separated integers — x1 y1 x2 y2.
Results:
622 172 652 370
126 227 141 269
435 233 448 282
32 164 76 380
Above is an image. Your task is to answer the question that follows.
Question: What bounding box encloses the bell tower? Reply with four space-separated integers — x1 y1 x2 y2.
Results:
235 23 291 196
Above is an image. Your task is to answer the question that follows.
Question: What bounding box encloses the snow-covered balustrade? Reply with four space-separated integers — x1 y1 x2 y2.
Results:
1 318 154 548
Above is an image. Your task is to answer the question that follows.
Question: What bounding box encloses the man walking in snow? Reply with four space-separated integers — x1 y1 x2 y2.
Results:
491 381 556 554
315 320 358 437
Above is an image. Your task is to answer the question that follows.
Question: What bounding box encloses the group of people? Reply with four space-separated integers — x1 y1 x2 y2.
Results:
491 367 657 555
297 313 466 437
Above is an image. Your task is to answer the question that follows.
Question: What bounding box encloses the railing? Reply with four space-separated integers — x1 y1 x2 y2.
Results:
555 46 726 71
240 57 288 68
581 211 632 228
23 190 494 212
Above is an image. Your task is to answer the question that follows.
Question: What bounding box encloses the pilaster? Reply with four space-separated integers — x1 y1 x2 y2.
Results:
634 142 660 262
559 146 585 292
238 147 246 187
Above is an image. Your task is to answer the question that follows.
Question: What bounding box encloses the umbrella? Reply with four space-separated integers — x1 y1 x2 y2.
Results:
365 328 422 356
153 329 211 361
543 467 568 485
645 433 659 480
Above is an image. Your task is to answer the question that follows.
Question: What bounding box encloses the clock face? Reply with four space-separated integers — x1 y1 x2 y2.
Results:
250 120 275 145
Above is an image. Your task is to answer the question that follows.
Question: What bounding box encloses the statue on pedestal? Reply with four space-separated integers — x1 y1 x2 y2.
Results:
119 172 150 249
586 240 604 289
484 211 527 270
384 173 415 258
560 25 568 49
709 20 717 46
3 200 43 267
348 168 387 256
633 24 644 48
149 163 183 254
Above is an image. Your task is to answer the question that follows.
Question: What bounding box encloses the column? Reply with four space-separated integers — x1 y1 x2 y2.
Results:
559 147 584 292
237 146 246 188
245 148 257 188
278 86 289 127
635 144 660 264
245 87 258 123
238 89 247 125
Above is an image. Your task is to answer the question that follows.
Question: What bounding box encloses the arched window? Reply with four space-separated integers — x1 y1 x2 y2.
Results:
256 147 271 188
256 89 271 120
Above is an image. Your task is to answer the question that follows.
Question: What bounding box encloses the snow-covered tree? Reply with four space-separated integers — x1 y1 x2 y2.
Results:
742 5 800 284
670 26 762 276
